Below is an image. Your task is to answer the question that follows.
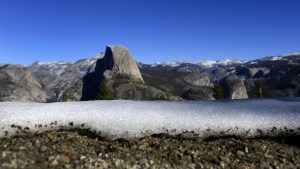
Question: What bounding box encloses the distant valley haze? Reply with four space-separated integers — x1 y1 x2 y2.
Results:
0 0 300 65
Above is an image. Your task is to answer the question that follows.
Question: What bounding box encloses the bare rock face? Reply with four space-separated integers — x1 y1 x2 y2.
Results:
221 75 248 99
0 64 47 102
102 45 144 82
182 86 214 100
183 73 210 87
236 66 270 79
106 72 181 100
202 68 230 83
80 45 144 100
230 81 248 99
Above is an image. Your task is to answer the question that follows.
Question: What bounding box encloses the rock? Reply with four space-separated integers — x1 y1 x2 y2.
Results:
220 75 248 99
101 45 144 82
0 64 48 102
36 54 103 102
237 150 245 156
107 73 181 100
236 66 270 78
80 45 144 100
230 82 248 99
263 153 274 159
50 159 58 167
202 68 230 82
40 146 48 152
183 72 210 87
182 86 214 100
58 154 70 163
80 155 86 160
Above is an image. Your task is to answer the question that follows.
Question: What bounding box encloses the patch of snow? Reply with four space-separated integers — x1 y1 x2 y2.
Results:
194 59 245 68
279 70 286 74
249 61 258 64
193 60 217 67
270 56 282 61
151 59 245 68
280 52 300 57
151 61 186 67
32 61 73 66
0 99 299 139
29 61 73 76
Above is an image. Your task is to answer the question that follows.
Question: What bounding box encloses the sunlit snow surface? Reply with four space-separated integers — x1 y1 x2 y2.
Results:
1 98 300 138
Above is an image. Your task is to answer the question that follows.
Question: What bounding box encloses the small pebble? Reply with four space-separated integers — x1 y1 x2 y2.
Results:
58 154 70 163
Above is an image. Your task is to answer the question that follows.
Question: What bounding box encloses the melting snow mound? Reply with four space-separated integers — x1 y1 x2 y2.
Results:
0 98 300 139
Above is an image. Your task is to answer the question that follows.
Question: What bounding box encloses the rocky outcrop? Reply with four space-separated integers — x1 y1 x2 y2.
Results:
100 45 144 82
220 75 248 99
105 72 181 100
201 68 230 83
183 73 210 87
236 66 270 78
182 86 213 100
81 45 144 100
0 64 47 102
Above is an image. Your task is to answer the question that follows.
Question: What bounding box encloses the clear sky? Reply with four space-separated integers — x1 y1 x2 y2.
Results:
0 0 300 65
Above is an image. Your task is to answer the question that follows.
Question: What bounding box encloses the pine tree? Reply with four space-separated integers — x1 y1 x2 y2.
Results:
61 93 69 102
255 80 271 98
263 87 271 98
96 81 113 100
213 82 223 100
255 80 263 98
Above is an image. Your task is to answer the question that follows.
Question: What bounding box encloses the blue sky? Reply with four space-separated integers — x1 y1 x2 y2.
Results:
0 0 300 65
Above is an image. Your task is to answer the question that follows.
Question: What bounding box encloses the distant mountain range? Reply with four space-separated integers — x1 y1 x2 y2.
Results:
150 58 245 68
0 45 299 102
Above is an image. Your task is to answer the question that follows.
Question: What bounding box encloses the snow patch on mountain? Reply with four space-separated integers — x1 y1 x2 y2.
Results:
280 52 300 57
30 61 73 76
151 59 245 68
262 52 300 61
151 61 186 67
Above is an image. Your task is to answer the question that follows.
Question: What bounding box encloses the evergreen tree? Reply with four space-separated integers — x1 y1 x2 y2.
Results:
96 81 113 100
61 93 69 102
263 87 271 98
255 80 271 98
213 82 223 100
255 80 263 98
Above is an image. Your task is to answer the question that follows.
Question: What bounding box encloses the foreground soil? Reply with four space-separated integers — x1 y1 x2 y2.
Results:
0 129 299 169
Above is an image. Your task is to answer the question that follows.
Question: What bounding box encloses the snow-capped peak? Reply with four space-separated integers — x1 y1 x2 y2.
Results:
31 61 73 67
151 61 187 67
150 59 245 68
280 52 300 57
263 52 300 61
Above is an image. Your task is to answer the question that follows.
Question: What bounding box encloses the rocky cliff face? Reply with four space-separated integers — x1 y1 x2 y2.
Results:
0 64 47 102
220 75 248 99
103 45 144 82
183 72 210 87
80 45 145 100
29 53 103 101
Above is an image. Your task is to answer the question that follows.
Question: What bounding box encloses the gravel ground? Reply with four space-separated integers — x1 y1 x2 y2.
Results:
0 129 300 169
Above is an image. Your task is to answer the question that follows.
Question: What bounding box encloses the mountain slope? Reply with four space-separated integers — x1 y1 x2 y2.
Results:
0 64 47 102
